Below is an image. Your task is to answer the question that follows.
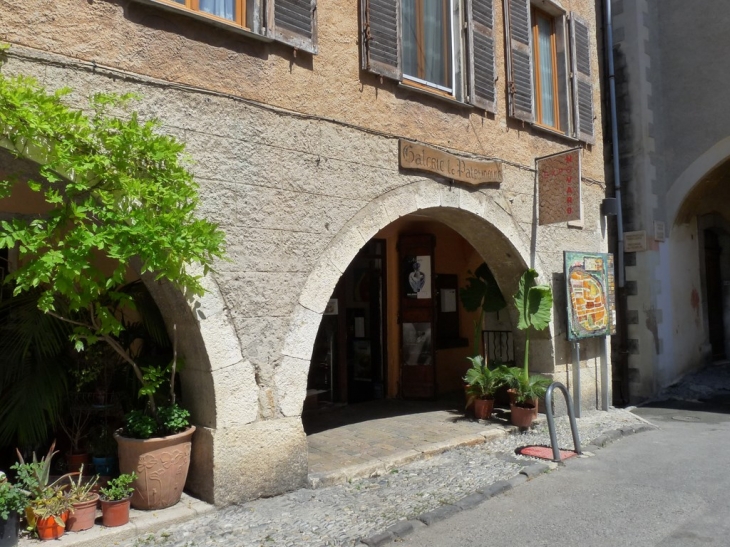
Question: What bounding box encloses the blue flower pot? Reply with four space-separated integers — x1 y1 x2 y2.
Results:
92 456 118 476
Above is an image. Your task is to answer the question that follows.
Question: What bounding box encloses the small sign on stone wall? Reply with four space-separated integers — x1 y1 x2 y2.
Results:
624 231 647 252
537 148 582 225
654 221 666 242
399 140 502 186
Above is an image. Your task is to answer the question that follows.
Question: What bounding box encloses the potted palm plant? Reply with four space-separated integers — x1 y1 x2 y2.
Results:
0 472 27 547
99 473 136 527
463 356 508 420
508 269 554 427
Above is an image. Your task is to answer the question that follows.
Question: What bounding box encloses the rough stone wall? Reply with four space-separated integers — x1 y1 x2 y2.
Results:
0 0 608 504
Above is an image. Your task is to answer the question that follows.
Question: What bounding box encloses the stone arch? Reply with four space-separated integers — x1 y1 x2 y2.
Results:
0 143 246 504
667 136 730 226
277 177 547 419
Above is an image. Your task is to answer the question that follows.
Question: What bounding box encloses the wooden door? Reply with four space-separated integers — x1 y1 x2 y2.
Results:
398 234 436 399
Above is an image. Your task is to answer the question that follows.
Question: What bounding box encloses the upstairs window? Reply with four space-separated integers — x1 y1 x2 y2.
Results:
401 0 453 93
361 0 497 112
504 0 595 143
144 0 318 54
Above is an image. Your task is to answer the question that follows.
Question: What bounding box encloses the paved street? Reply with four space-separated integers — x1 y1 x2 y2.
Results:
397 364 730 547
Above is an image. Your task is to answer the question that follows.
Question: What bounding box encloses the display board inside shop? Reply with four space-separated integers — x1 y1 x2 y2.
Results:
564 251 616 341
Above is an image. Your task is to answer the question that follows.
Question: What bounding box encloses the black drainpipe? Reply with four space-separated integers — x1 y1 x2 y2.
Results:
603 0 630 405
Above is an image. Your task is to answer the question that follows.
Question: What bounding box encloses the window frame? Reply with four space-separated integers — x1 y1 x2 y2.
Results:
153 0 250 30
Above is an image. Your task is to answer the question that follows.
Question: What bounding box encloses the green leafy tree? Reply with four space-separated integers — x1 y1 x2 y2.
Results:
459 262 507 357
0 66 226 423
513 268 553 383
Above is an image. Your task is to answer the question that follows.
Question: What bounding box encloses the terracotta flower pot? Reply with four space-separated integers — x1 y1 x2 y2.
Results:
473 398 495 420
66 452 90 473
100 498 130 527
115 426 195 510
510 403 536 428
507 389 539 419
0 511 19 547
35 511 68 541
66 494 99 532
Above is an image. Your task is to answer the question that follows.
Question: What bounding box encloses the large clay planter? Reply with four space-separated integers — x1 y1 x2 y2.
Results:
510 403 537 428
100 498 130 527
35 511 69 541
66 494 99 532
0 511 19 547
507 389 539 420
473 398 495 420
115 426 195 510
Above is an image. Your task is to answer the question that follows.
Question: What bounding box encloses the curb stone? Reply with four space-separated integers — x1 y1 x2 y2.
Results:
359 423 658 546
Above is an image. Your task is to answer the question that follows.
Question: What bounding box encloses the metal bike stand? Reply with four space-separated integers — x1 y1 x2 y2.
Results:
545 381 582 462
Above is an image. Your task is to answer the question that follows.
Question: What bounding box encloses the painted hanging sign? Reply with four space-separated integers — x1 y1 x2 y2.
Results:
564 251 616 341
399 140 503 185
537 148 582 225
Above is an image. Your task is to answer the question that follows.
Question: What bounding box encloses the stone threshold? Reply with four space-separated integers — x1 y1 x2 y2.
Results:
18 493 215 547
308 417 548 489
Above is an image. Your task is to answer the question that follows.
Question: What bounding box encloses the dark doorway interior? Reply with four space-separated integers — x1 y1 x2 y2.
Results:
306 239 387 409
704 229 725 359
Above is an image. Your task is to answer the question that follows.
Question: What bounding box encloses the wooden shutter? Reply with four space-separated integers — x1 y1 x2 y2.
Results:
466 0 497 113
267 0 317 54
503 0 534 123
360 0 401 80
570 13 595 143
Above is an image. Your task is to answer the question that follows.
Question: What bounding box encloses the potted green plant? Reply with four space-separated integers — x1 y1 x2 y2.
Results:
12 443 74 541
99 473 136 528
64 466 99 533
0 82 225 510
89 426 119 477
508 269 554 427
463 356 508 420
0 472 27 547
59 399 92 473
459 263 507 357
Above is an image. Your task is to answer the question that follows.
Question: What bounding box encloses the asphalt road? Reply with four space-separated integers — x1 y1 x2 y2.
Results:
396 391 730 546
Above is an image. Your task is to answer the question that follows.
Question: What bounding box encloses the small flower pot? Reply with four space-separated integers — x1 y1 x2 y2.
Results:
473 398 495 420
67 494 100 532
65 452 90 473
510 403 536 428
0 511 19 547
35 511 69 541
101 497 131 527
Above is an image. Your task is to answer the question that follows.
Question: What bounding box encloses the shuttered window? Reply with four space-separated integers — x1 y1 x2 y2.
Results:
267 0 318 54
504 1 595 143
361 0 497 112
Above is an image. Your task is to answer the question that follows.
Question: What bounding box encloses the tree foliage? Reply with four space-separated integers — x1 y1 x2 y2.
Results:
0 66 226 419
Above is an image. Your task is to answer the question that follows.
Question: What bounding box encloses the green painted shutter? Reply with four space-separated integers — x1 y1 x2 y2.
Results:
360 0 401 80
570 13 595 143
466 0 497 113
504 0 534 123
267 0 318 54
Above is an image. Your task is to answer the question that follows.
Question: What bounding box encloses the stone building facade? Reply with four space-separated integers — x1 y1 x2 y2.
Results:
1 0 607 504
610 1 730 403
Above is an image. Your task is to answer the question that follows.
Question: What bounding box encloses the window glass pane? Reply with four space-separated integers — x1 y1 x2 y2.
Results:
423 0 449 88
402 0 418 80
199 0 236 21
536 14 555 127
402 0 451 89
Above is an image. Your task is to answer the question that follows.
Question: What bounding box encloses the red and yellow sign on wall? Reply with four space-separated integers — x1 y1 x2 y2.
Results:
537 148 582 225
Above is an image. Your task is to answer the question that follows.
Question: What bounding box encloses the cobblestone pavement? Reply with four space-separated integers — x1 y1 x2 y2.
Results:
122 408 648 547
